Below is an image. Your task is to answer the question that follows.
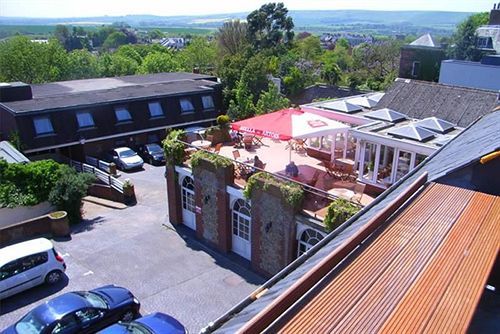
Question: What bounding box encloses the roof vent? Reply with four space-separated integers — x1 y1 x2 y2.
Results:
0 82 33 102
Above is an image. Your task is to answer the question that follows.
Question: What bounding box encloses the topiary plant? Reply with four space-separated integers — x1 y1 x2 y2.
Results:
216 114 230 128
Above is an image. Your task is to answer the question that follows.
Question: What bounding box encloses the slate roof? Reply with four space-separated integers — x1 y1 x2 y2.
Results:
211 108 500 333
376 78 499 127
1 73 218 113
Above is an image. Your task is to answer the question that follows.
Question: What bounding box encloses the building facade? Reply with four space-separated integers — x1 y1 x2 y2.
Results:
0 73 223 161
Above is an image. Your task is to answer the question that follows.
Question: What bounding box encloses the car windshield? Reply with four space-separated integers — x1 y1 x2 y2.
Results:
15 312 47 334
74 291 108 309
120 322 152 334
118 149 136 158
146 144 163 154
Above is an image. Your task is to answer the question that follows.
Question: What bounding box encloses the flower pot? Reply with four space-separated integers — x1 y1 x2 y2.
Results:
49 211 70 237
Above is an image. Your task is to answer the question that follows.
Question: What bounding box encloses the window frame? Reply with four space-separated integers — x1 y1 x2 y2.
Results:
76 112 95 129
148 101 164 119
114 107 132 123
179 98 195 114
33 116 55 136
201 95 215 111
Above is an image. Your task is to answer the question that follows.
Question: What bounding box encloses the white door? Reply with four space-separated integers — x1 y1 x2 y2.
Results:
181 176 196 230
231 199 251 260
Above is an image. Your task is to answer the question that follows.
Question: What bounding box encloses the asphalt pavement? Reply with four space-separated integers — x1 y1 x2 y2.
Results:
0 163 264 333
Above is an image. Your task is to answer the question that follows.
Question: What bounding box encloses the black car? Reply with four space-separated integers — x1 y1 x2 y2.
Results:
137 144 165 165
2 285 140 334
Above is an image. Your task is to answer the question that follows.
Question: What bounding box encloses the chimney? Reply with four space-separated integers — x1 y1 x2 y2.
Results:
0 82 33 102
490 3 500 25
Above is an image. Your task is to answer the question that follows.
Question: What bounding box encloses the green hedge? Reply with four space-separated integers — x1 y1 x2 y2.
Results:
324 198 359 231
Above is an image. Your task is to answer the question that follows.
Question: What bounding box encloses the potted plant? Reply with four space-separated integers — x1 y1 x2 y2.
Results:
48 211 70 237
123 179 136 205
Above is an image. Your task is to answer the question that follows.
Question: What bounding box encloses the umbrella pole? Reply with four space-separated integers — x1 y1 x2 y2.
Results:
289 142 292 162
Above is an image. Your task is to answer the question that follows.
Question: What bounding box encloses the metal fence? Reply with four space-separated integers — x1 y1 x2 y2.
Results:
70 159 124 192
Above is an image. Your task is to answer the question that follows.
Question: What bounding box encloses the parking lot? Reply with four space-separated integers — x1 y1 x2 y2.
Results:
0 164 264 333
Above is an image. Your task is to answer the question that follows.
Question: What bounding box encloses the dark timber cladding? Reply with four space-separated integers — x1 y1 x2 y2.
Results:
275 183 500 333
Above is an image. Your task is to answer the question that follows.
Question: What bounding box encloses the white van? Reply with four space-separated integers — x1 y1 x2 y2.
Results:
0 238 66 299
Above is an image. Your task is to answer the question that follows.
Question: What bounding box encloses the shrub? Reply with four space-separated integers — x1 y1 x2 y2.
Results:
244 172 304 208
324 198 359 231
216 114 230 128
191 150 232 169
48 166 95 224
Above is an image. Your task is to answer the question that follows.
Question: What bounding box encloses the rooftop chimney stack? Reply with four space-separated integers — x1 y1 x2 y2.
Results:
490 3 500 25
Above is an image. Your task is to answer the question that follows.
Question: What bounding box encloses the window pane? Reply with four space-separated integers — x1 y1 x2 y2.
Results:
362 142 377 181
377 145 394 186
202 96 215 110
115 107 132 122
33 117 54 135
148 102 163 117
180 98 194 113
76 112 95 128
395 150 412 182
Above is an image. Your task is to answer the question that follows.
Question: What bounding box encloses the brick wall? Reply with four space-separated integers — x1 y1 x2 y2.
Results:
165 165 183 225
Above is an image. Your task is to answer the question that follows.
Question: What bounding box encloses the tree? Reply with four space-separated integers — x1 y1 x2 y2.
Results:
321 60 342 85
115 45 143 65
247 2 294 50
138 51 181 74
181 37 216 73
449 12 489 61
67 49 99 80
148 29 164 40
294 35 322 62
98 53 138 77
283 66 305 96
102 31 128 50
217 20 249 57
255 83 290 115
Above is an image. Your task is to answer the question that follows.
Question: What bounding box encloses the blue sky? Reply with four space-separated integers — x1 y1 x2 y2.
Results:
0 0 492 18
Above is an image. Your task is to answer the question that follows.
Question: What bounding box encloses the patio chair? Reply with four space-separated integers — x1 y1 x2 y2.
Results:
253 135 264 146
307 170 321 187
293 139 307 152
351 182 366 204
323 160 336 177
243 136 253 150
213 143 223 154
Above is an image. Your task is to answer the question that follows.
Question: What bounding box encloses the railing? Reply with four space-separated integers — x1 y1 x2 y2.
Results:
85 156 112 174
70 159 124 192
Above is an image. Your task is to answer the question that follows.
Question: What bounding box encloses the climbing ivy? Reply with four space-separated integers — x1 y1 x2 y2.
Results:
191 150 233 170
162 129 186 166
244 172 304 208
323 198 359 231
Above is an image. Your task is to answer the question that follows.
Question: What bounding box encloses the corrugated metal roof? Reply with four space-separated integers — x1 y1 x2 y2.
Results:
0 141 29 163
276 183 499 333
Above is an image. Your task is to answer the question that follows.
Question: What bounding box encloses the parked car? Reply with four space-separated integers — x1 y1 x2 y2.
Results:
2 285 140 334
0 238 66 300
105 147 144 171
137 144 165 165
97 312 186 334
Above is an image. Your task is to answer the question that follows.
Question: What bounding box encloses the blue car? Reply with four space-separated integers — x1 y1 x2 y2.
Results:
2 285 140 334
98 312 186 334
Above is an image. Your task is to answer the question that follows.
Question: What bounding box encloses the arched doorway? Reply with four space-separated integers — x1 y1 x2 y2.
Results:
231 199 251 260
181 175 196 230
297 228 325 257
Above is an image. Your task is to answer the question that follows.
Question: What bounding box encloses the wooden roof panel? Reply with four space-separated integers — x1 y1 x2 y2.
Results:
277 183 499 333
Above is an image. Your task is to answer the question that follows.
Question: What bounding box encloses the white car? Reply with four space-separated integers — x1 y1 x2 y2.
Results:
108 147 144 171
0 238 66 299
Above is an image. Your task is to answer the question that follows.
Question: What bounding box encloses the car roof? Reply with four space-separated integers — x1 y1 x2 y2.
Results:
30 292 90 324
114 147 133 153
0 238 53 266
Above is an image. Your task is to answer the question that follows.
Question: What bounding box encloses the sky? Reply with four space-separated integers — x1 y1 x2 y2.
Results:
0 0 493 18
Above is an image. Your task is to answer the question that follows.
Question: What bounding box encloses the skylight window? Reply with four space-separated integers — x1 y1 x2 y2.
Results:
388 125 435 142
180 98 195 113
202 96 215 110
33 116 54 135
115 107 132 122
148 102 164 118
414 117 455 134
365 108 407 123
76 112 95 128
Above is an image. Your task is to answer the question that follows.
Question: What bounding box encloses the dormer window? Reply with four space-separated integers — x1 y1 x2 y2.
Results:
148 102 164 118
180 98 195 113
115 107 132 122
33 116 54 135
76 112 95 129
202 95 215 110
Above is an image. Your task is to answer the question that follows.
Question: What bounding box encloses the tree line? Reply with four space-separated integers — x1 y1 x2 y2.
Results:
0 2 488 120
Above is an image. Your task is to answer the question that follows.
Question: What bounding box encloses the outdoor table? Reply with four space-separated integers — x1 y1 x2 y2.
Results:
191 140 212 149
328 187 355 200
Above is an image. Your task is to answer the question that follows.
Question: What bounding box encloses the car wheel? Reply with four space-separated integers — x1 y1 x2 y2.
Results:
45 270 63 284
121 310 135 322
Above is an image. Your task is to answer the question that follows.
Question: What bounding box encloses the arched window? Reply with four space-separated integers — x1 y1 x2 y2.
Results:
298 228 324 257
232 199 251 241
181 176 195 212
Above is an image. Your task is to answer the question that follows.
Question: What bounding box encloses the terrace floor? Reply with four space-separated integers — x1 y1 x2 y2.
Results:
212 137 375 210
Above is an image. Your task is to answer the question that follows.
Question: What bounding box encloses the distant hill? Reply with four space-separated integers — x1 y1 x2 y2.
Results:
0 10 474 36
